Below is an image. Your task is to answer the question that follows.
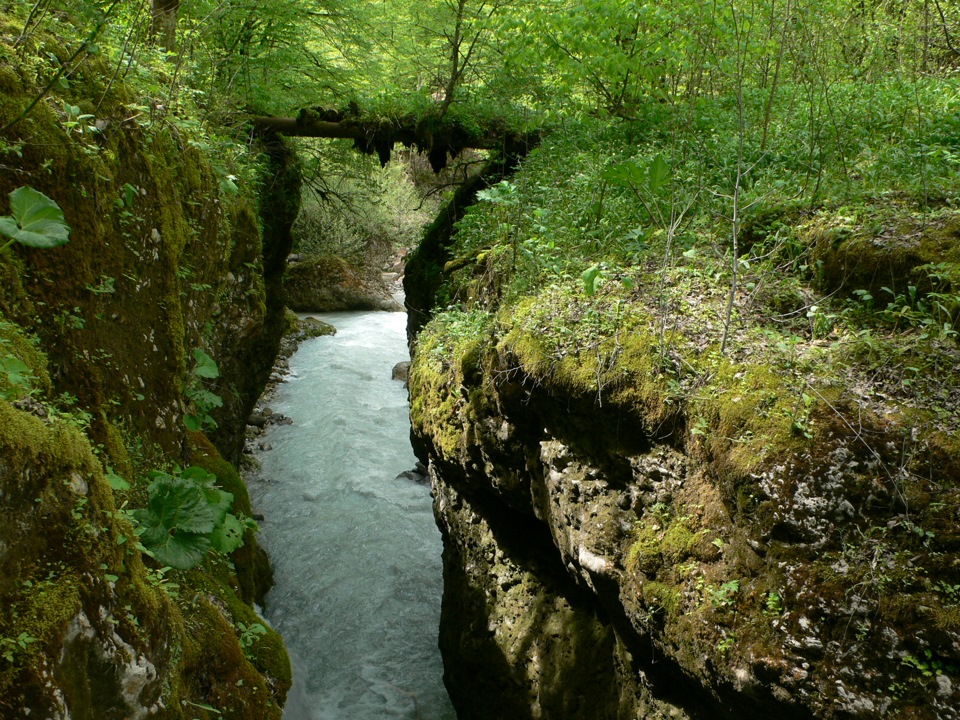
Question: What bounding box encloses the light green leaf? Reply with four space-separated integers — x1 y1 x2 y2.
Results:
1 356 31 386
0 187 71 249
581 264 601 296
601 160 644 187
105 467 130 491
191 349 220 379
210 513 244 554
181 466 217 484
647 155 670 192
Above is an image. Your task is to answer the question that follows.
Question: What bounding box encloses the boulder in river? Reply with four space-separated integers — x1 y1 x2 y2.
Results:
392 361 411 384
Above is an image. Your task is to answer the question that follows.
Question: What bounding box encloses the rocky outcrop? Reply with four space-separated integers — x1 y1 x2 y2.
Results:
284 254 401 312
209 132 302 464
409 287 960 720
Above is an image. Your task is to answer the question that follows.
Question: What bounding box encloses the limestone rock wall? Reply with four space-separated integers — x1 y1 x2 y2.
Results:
283 254 400 312
410 309 960 720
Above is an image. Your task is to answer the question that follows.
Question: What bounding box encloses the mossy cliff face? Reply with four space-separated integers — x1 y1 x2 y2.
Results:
0 402 291 719
0 14 293 719
410 268 960 718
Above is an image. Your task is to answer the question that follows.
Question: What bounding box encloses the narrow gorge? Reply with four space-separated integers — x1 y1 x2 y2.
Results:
2 2 959 720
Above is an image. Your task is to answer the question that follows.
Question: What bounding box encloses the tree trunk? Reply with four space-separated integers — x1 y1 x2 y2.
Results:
151 0 179 50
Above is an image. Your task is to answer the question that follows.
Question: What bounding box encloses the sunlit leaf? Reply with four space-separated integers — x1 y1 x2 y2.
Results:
581 264 601 296
647 155 670 192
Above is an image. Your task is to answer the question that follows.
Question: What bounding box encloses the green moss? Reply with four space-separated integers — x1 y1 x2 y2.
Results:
641 581 681 616
174 572 290 719
0 313 51 398
187 432 274 604
805 205 960 296
410 309 495 460
0 14 292 715
690 359 803 478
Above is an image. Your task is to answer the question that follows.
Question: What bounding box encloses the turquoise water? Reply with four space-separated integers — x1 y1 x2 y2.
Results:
248 311 455 720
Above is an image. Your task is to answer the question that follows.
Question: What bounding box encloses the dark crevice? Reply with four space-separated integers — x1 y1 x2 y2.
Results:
210 131 301 465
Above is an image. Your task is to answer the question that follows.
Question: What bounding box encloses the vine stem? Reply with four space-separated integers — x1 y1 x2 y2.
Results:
0 238 16 256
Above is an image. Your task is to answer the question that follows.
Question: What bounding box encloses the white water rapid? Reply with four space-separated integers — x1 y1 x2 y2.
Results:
248 310 456 720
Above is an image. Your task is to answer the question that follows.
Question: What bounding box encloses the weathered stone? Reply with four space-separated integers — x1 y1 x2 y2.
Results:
409 315 960 720
284 254 402 312
392 361 411 383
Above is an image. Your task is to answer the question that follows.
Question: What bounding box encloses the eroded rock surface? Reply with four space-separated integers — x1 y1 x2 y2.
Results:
284 255 401 312
410 302 960 720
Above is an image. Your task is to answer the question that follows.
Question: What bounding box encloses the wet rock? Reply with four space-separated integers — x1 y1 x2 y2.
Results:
392 361 411 384
395 467 428 483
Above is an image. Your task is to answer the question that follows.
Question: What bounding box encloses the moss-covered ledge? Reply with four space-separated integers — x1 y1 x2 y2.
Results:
410 273 960 719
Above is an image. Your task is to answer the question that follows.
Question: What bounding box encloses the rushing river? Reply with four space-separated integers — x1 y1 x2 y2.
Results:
248 310 456 720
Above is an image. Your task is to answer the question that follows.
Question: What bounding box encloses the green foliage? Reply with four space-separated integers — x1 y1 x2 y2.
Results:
708 579 741 609
132 466 249 571
0 633 35 663
0 187 70 254
237 622 268 658
184 350 223 432
901 649 959 679
0 356 31 399
293 144 439 265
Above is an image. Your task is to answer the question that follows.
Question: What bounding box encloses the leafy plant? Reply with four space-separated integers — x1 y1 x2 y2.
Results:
132 466 249 570
901 649 959 678
184 349 223 431
764 591 784 615
0 632 35 662
0 355 32 399
708 579 741 609
0 187 71 255
237 622 268 659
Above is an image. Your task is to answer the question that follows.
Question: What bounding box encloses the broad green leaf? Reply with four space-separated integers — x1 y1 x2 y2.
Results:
647 155 670 192
181 466 217 484
105 467 130 491
1 356 31 386
0 187 71 249
581 264 601 296
189 388 223 409
210 513 244 554
203 486 234 527
192 349 220 378
183 413 204 431
141 528 211 570
144 475 216 534
601 160 644 187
